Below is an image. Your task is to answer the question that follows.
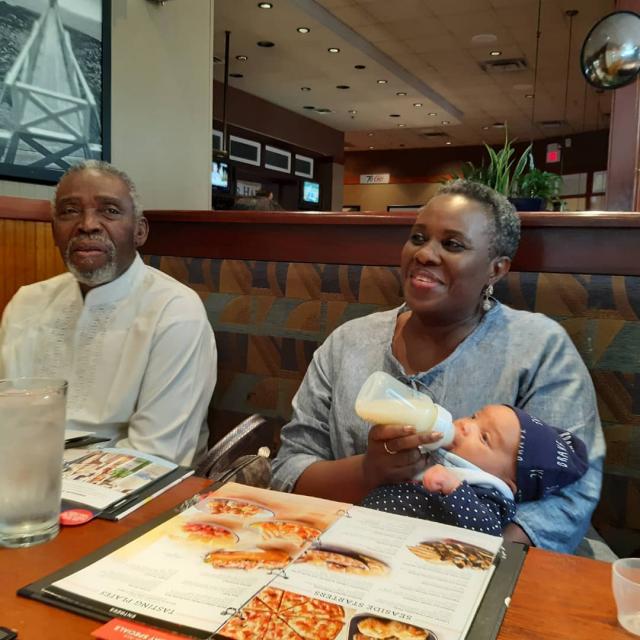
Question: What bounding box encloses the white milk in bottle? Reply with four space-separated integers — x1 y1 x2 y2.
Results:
355 371 454 450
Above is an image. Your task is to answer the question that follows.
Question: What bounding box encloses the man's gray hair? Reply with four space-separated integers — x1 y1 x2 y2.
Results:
437 179 521 260
53 160 142 219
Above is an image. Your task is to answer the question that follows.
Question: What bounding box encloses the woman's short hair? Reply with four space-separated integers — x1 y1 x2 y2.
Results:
437 179 521 260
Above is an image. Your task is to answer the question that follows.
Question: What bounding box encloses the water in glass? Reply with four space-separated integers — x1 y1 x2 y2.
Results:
0 379 67 547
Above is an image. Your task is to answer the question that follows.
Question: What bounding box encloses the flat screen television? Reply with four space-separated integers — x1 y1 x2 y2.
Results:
211 161 230 192
301 180 320 206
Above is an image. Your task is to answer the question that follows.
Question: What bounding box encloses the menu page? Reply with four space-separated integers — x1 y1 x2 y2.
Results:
62 448 178 510
48 483 348 637
216 506 501 640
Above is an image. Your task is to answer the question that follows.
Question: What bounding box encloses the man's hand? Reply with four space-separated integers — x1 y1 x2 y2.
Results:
423 464 462 494
363 423 441 491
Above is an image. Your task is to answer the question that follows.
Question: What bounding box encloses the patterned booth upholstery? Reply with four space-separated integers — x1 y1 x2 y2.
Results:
145 255 640 556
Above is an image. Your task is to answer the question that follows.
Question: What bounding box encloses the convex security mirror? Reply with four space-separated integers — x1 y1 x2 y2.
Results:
581 11 640 89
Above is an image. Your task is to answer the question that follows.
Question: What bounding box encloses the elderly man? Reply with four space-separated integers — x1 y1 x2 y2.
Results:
0 161 216 466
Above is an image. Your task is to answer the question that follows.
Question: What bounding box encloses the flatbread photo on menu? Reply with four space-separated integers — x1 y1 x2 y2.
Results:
204 548 291 570
295 547 388 576
218 586 345 640
250 520 321 545
169 521 239 547
196 496 274 520
408 538 494 570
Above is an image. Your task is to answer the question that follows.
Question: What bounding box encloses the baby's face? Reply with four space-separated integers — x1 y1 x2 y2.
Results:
445 404 520 493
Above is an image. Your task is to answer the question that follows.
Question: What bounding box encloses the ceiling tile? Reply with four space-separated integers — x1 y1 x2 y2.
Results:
426 0 493 16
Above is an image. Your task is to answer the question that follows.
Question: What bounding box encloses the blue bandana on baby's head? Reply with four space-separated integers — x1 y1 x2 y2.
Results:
510 407 589 503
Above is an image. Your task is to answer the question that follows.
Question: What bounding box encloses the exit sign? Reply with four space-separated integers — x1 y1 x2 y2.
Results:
546 143 561 164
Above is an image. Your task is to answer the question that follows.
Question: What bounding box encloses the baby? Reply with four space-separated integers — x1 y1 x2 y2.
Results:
361 405 589 536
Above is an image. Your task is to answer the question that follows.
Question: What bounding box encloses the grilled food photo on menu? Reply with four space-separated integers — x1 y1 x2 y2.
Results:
295 547 388 576
408 539 493 570
353 615 430 639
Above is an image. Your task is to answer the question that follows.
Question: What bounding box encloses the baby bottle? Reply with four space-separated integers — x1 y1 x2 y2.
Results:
355 371 454 451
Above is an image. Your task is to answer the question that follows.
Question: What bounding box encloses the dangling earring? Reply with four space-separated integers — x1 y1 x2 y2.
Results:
482 284 494 312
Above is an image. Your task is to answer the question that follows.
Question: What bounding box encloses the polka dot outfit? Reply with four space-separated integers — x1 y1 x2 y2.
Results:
360 481 516 536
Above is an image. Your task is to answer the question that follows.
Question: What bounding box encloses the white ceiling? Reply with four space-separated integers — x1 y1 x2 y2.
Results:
213 0 615 151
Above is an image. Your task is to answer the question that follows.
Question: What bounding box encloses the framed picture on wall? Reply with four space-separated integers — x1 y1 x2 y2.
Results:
0 0 111 185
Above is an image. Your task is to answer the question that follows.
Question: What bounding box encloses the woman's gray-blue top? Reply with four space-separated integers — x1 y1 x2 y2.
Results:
271 303 605 553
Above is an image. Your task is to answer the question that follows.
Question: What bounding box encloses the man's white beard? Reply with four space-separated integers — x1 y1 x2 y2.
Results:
65 235 118 287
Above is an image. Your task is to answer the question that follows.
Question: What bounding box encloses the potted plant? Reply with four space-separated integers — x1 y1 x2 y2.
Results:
455 133 532 198
511 168 563 211
451 132 563 211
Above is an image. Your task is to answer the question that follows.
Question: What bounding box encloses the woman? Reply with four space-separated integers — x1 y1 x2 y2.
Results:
271 180 604 553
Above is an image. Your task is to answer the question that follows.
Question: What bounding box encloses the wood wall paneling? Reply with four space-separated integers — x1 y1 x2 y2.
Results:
142 210 640 276
0 216 65 314
2 196 640 317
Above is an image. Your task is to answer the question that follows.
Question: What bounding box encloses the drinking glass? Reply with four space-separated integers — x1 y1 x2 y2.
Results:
612 557 640 636
0 378 67 548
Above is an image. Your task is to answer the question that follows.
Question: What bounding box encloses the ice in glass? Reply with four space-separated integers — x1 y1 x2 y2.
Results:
0 378 67 547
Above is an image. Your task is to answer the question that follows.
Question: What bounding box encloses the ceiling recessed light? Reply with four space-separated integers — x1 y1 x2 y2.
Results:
328 47 340 53
300 86 311 91
348 109 357 114
368 132 374 136
441 120 450 125
398 123 406 127
296 27 310 33
354 64 366 69
389 114 400 117
396 91 407 96
257 41 275 48
369 146 374 150
489 50 502 56
492 122 506 128
399 143 405 147
229 73 244 78
445 141 452 145
236 55 248 62
316 108 332 113
257 2 272 8
336 85 350 90
303 105 315 110
428 112 437 116
413 103 423 107
524 93 534 99
482 125 490 130
377 79 388 84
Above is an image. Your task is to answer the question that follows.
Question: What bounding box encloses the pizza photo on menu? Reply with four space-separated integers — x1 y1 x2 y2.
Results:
250 520 321 545
168 519 239 548
196 495 275 520
348 614 435 640
217 586 345 640
295 546 389 576
408 538 494 570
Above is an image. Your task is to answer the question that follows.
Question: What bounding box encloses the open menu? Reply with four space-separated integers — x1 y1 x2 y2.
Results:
62 448 193 519
19 483 527 640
